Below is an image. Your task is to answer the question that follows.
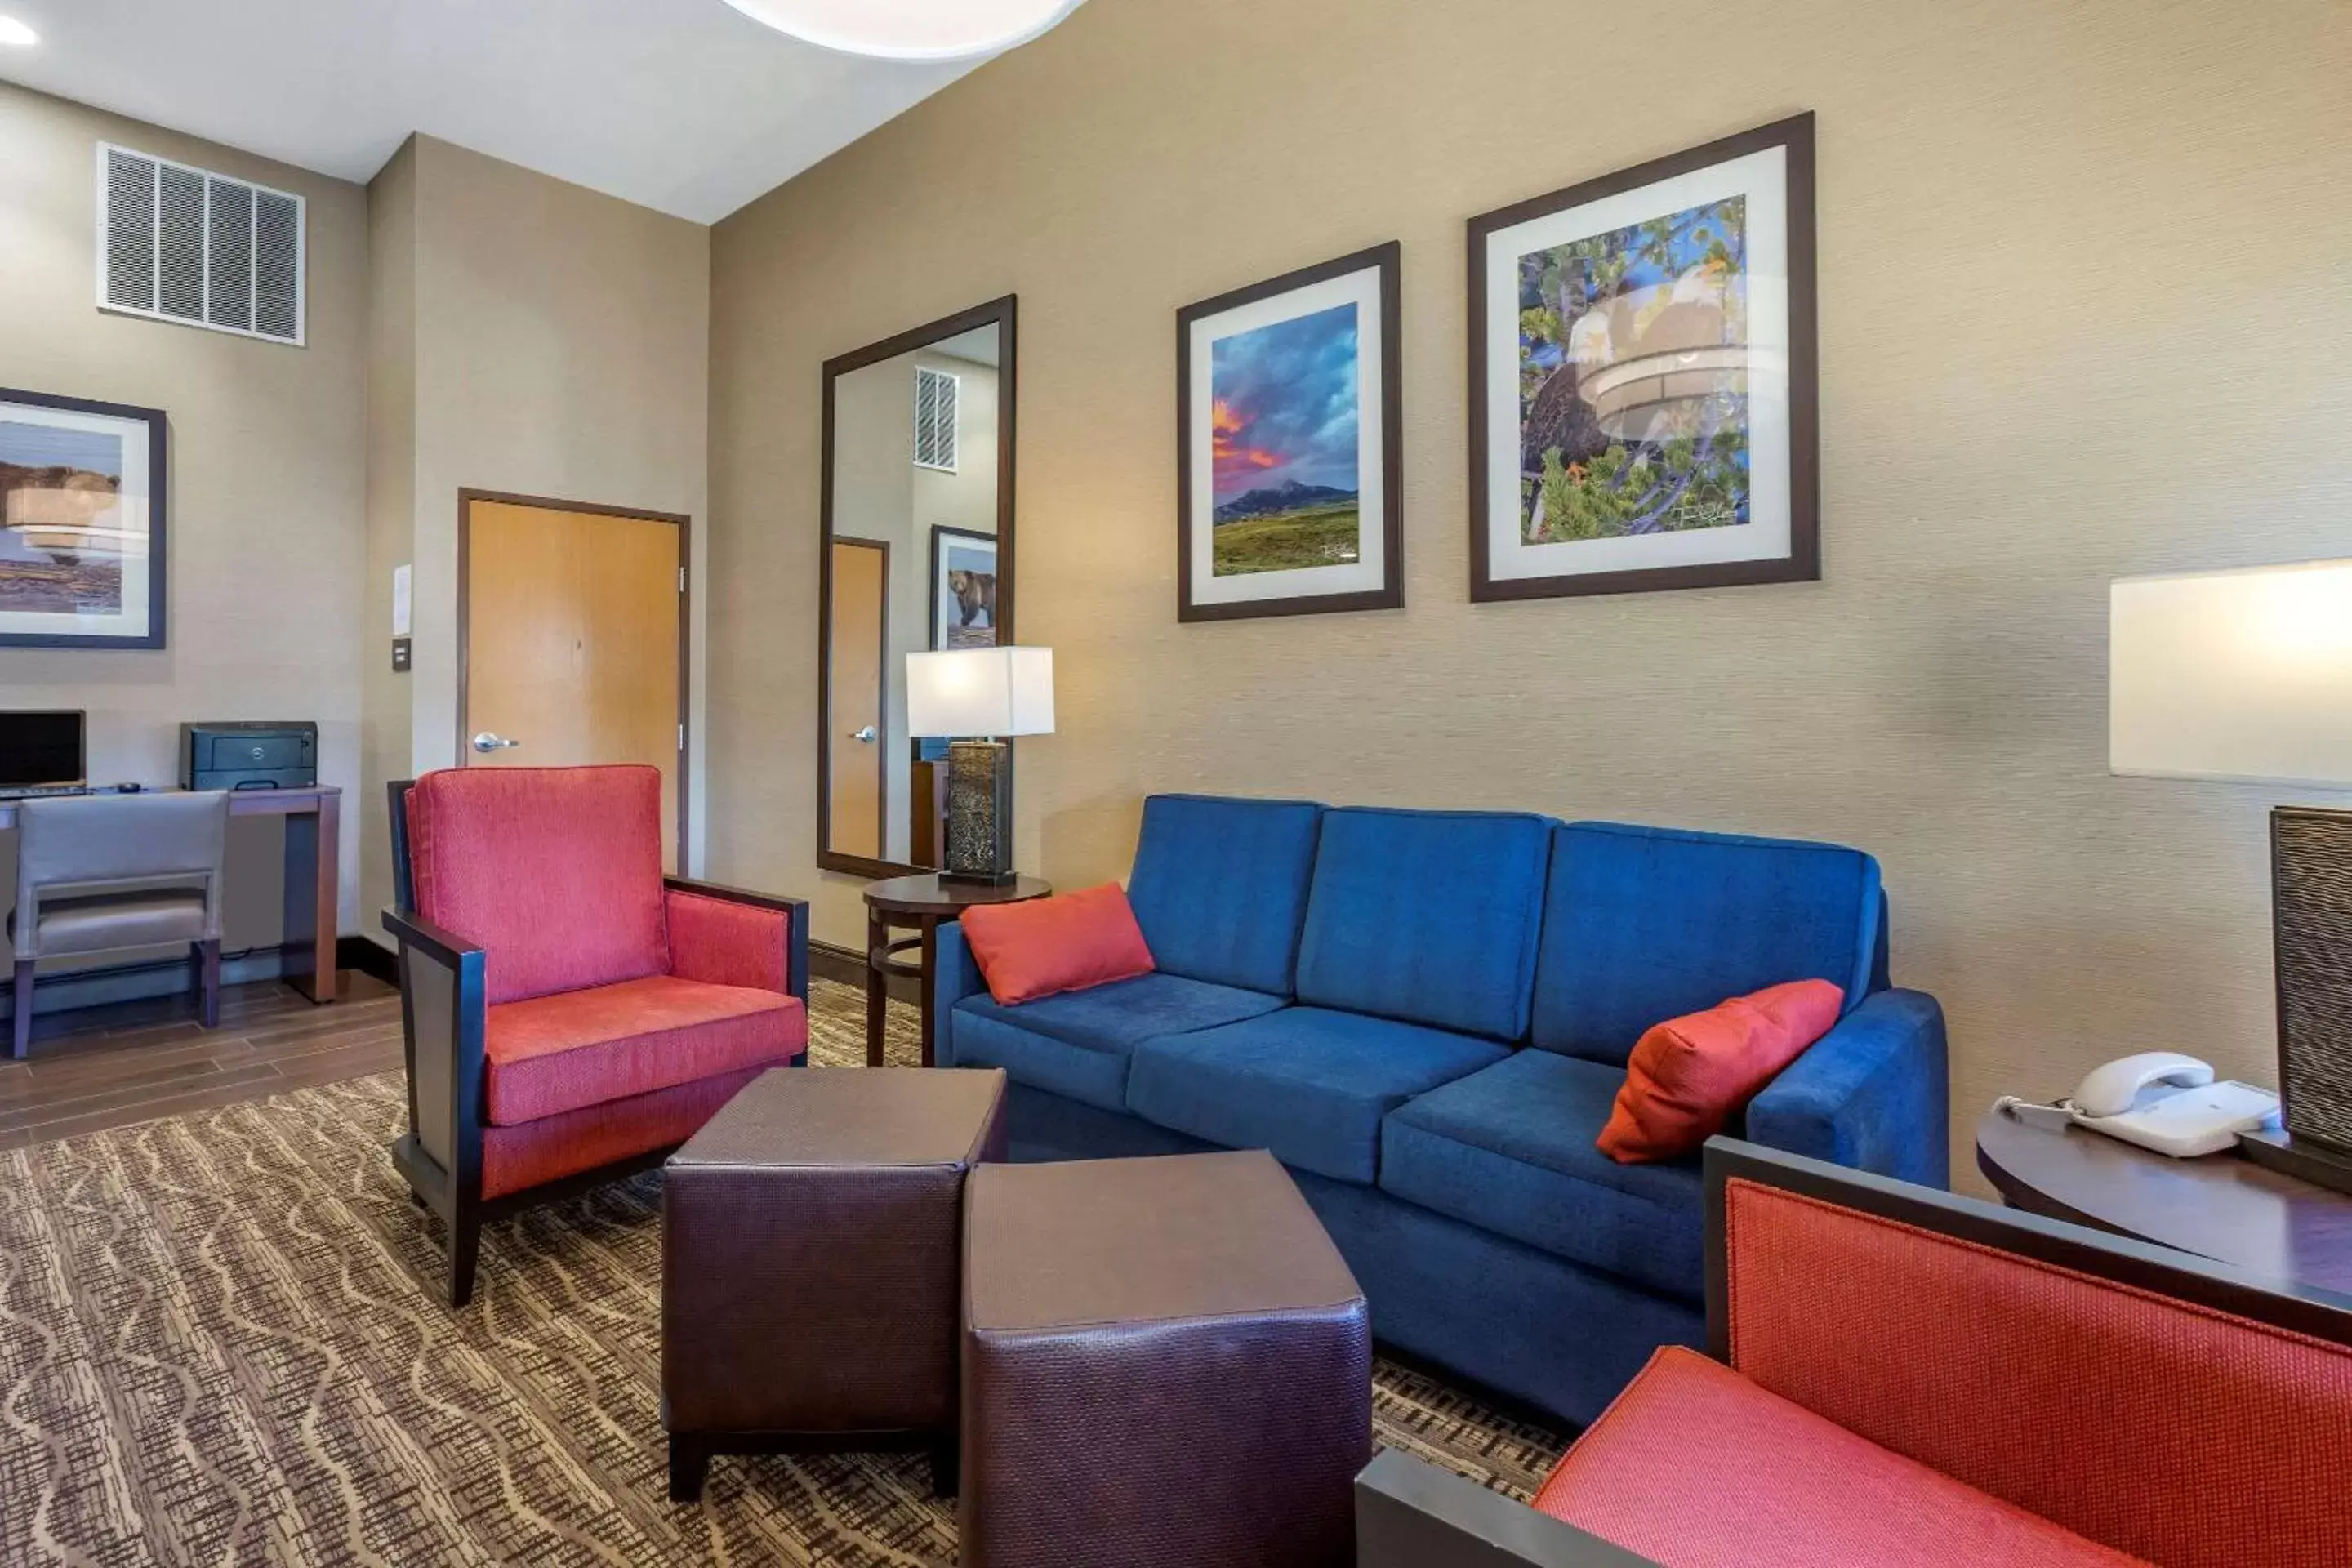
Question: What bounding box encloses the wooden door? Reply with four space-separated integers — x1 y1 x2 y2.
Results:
462 494 687 868
827 537 888 860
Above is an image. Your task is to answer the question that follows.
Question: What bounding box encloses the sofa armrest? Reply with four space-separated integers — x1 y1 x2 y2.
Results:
382 905 488 1187
1745 987 1948 1187
1355 1452 1659 1568
663 877 809 1002
932 921 988 1066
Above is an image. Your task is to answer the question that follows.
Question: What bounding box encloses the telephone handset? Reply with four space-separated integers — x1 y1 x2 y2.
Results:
1996 1051 2281 1158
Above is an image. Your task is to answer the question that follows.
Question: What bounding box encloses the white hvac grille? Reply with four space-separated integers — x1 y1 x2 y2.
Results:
913 365 959 471
97 143 305 346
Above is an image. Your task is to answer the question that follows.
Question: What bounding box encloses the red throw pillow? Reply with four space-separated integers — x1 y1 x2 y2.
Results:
959 884 1156 1006
1597 979 1845 1164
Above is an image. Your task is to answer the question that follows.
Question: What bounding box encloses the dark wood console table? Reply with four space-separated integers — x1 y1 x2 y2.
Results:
0 785 341 1004
862 871 1049 1068
1976 1105 2352 1297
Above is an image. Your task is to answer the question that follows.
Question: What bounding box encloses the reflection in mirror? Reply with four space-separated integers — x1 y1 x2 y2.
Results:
819 300 1013 877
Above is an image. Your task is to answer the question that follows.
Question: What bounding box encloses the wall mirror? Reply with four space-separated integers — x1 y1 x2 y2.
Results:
817 296 1016 879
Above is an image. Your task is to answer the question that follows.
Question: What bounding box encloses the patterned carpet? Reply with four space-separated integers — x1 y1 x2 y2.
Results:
0 978 1566 1566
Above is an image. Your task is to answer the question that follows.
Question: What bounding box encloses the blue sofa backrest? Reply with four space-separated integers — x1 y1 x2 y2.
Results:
1294 807 1552 1041
1127 794 1324 996
1530 822 1884 1066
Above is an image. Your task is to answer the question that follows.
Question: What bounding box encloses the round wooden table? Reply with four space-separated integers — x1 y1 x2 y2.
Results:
862 872 1050 1069
1976 1107 2352 1297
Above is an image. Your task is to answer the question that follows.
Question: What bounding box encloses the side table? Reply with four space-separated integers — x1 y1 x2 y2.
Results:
862 872 1050 1068
1976 1105 2352 1297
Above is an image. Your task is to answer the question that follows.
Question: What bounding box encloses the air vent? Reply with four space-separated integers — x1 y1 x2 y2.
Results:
96 142 305 346
914 366 959 471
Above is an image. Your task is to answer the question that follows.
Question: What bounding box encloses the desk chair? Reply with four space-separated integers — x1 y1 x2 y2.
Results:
11 791 230 1059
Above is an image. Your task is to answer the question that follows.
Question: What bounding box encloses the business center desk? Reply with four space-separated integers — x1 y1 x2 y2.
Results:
0 785 342 1004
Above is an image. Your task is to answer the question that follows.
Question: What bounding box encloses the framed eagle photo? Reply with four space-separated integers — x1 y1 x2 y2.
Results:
1176 240 1403 621
1468 113 1818 602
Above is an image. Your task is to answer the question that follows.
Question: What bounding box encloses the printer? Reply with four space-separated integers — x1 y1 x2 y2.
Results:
180 721 318 791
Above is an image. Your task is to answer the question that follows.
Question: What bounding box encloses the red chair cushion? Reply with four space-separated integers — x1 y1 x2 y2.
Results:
1534 1348 2146 1568
407 764 669 1006
483 975 806 1125
480 1064 774 1200
1719 1177 2352 1568
1597 979 1842 1163
666 888 790 992
958 884 1156 1005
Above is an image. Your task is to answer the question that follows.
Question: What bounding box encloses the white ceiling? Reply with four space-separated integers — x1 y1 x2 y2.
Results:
0 0 980 222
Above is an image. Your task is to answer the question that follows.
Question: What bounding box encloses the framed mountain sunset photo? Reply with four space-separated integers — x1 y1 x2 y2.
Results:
1469 114 1817 601
1177 241 1402 621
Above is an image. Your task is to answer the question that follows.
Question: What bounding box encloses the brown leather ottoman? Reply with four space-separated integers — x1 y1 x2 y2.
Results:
662 1065 1007 1502
960 1149 1372 1567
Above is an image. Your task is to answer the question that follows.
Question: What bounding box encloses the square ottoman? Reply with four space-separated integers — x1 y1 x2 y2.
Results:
662 1065 1008 1501
960 1149 1371 1566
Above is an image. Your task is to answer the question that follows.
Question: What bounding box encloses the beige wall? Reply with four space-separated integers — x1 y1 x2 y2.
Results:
361 139 418 936
708 0 2352 1179
363 135 712 937
0 82 367 945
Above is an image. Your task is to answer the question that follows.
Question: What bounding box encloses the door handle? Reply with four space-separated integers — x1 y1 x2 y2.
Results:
849 726 878 744
471 732 522 754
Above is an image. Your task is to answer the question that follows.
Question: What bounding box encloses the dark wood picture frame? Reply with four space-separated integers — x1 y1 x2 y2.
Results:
0 386 168 649
1176 240 1404 623
454 488 694 868
817 295 1017 883
1467 114 1818 603
929 524 998 651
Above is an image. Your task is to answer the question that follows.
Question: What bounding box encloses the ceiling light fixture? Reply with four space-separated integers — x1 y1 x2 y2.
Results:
0 15 38 47
717 0 1085 62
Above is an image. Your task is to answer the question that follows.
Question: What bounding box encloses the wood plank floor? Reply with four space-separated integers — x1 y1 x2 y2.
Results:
0 970 402 1151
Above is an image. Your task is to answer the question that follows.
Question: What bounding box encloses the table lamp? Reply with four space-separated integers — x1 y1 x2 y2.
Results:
2111 559 2352 1192
906 646 1055 884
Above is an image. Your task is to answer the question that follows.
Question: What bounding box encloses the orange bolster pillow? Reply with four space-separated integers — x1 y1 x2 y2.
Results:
958 884 1156 1006
1597 979 1845 1164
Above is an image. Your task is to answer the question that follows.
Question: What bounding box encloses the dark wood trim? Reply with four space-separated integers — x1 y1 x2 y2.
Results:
1466 113 1819 604
1355 1451 1657 1568
928 524 997 651
0 387 168 649
817 296 1018 881
339 935 399 987
1703 1136 2352 1357
455 487 695 868
1174 241 1404 623
822 534 892 865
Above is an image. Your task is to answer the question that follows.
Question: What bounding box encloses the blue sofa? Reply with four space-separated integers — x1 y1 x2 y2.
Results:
934 795 1948 1427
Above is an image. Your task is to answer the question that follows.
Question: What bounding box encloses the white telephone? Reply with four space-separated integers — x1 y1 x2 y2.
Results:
1997 1052 2282 1158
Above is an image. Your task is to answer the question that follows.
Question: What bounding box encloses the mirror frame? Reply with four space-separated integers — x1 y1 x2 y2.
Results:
815 294 1018 880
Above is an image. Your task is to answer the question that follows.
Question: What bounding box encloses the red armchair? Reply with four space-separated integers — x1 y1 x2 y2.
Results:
383 764 809 1307
1358 1137 2352 1568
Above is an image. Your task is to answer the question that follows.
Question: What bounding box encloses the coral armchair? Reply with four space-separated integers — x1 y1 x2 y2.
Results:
382 764 809 1307
1357 1137 2352 1568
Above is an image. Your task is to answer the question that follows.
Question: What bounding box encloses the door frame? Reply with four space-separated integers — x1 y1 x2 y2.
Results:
816 293 1018 881
455 487 693 867
825 535 891 863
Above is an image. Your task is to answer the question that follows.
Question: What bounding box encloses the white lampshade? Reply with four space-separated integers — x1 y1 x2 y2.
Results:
908 647 1055 739
2111 560 2352 789
718 0 1085 61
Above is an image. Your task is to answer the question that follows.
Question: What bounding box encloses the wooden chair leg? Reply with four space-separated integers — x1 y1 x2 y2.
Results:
194 938 221 1028
11 959 32 1061
668 1434 710 1503
448 1208 481 1308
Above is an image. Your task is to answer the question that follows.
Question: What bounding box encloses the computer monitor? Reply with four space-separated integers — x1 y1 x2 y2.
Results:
0 710 87 789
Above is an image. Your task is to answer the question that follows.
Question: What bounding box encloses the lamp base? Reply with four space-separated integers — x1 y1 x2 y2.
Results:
2238 1127 2352 1198
940 739 1014 885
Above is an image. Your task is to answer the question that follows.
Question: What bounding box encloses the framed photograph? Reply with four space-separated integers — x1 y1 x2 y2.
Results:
931 525 999 649
1468 114 1816 601
0 388 167 648
1177 240 1402 621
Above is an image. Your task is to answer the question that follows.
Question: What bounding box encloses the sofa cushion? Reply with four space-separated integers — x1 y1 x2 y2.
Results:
1532 822 1882 1066
1533 1348 2145 1568
1294 808 1552 1041
1379 1049 1703 1300
1127 1007 1510 1185
952 972 1288 1112
960 884 1156 1004
1126 794 1323 995
407 764 670 1005
483 974 805 1125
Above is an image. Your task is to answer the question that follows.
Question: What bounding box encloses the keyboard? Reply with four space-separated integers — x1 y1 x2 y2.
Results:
0 785 91 800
